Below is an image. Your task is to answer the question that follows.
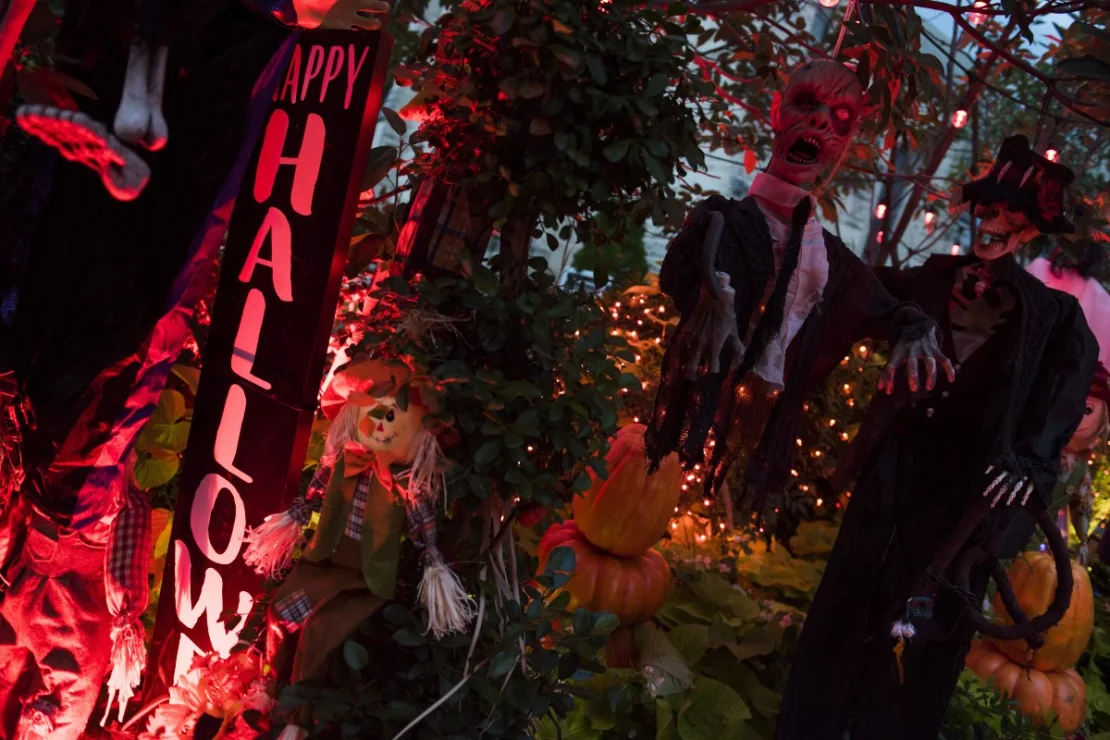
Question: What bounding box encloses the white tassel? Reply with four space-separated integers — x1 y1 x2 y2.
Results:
243 511 303 579
890 620 916 641
101 618 146 726
418 552 476 639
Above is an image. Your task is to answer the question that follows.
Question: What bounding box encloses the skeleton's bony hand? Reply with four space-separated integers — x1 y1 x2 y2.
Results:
293 0 391 29
982 465 1035 508
877 326 956 395
683 272 745 380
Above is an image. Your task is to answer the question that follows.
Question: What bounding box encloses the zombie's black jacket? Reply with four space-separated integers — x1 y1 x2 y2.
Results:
775 253 1097 740
836 253 1099 525
645 194 937 511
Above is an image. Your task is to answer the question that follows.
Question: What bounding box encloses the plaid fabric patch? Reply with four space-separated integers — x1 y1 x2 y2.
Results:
274 588 312 631
405 492 437 551
291 465 330 526
395 179 477 274
105 483 152 620
344 472 372 541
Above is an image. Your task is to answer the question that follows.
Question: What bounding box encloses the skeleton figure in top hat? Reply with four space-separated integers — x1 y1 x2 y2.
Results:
644 60 952 512
776 135 1098 740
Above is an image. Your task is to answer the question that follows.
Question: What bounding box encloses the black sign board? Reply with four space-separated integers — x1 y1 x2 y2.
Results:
147 29 393 691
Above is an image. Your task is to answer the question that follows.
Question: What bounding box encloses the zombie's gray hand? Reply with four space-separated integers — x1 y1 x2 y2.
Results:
877 326 956 395
682 272 745 380
982 465 1035 508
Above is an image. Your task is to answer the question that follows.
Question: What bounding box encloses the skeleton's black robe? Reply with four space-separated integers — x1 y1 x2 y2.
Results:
776 253 1098 740
645 194 937 510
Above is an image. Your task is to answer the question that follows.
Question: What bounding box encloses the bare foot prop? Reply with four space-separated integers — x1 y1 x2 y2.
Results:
15 106 151 201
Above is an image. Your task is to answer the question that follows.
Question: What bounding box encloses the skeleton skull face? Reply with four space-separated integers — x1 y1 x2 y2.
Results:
768 61 863 189
356 396 427 465
972 202 1041 261
1066 395 1108 454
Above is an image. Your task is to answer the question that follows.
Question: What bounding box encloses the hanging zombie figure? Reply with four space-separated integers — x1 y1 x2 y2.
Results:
777 135 1098 740
0 456 151 740
644 60 952 512
242 359 472 737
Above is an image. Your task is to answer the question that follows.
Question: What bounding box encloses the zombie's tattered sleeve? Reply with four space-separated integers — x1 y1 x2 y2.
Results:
659 195 734 316
811 244 935 381
1012 297 1098 507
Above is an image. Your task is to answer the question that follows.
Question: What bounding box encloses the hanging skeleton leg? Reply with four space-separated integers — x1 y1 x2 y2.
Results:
0 0 35 78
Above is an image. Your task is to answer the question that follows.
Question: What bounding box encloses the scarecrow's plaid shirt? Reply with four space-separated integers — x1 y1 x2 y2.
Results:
106 482 152 620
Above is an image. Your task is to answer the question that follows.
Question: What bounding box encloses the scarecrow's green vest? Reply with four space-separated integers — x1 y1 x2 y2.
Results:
301 456 406 600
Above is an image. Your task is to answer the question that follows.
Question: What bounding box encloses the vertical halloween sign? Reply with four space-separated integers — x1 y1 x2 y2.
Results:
148 30 393 690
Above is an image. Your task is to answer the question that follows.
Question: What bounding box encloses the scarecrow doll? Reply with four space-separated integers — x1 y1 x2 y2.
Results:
645 59 952 511
242 359 472 694
0 455 152 739
1057 364 1110 565
777 135 1098 740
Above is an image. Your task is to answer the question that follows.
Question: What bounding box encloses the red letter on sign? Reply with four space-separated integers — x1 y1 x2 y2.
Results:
239 207 294 302
253 109 325 216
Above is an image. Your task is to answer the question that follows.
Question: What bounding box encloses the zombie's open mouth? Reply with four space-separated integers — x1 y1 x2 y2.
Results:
785 136 822 165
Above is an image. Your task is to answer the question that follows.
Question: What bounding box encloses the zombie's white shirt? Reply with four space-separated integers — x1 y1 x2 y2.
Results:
747 172 830 389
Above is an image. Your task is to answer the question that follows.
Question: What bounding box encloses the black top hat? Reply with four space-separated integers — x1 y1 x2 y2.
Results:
959 135 1075 235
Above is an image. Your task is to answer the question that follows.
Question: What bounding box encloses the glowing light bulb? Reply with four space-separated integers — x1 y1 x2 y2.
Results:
968 0 987 25
703 499 712 507
816 498 824 506
875 203 887 219
951 109 968 129
819 0 839 7
633 416 640 423
1045 149 1059 162
876 230 884 244
924 212 936 226
950 244 962 255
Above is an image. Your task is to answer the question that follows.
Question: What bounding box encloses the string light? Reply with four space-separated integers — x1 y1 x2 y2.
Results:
923 211 936 234
951 108 968 129
819 0 840 6
1045 148 1059 162
816 498 824 507
968 0 988 25
950 244 962 255
875 203 887 219
876 230 884 244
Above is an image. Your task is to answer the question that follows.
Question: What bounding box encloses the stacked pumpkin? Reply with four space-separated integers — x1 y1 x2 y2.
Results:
537 424 683 658
964 551 1094 734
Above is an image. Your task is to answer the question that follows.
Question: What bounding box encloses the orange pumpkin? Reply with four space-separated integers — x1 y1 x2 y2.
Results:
992 552 1094 671
966 639 1087 733
537 520 671 625
573 424 684 556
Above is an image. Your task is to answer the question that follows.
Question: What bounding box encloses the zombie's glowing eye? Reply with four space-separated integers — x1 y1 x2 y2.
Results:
834 107 851 122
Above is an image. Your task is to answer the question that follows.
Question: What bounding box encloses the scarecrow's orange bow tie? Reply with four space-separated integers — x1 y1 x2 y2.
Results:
343 441 375 478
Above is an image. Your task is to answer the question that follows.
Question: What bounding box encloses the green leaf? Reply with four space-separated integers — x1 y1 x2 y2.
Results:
392 627 426 646
642 151 669 184
381 107 406 136
676 677 752 740
171 364 200 396
666 624 710 666
491 8 515 34
530 117 553 136
603 140 630 162
586 54 608 85
637 624 693 697
520 80 546 99
489 648 519 677
362 145 398 191
593 612 619 635
643 72 669 97
1057 54 1110 80
343 640 369 670
474 440 501 467
134 449 180 490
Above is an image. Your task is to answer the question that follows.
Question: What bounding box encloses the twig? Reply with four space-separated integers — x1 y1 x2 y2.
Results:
390 659 490 740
